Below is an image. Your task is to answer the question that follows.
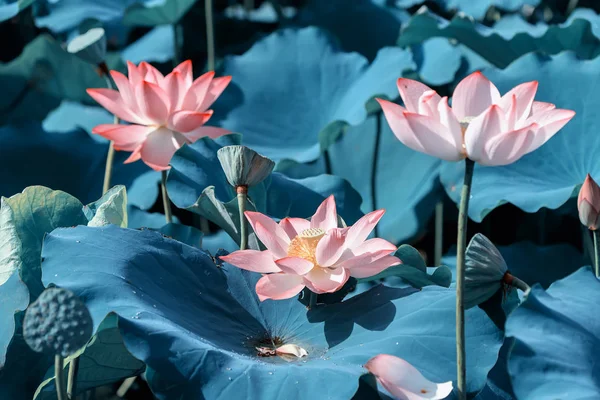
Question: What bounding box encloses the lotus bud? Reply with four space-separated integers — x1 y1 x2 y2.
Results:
578 174 600 230
23 287 93 357
217 145 275 191
67 27 107 67
464 234 528 309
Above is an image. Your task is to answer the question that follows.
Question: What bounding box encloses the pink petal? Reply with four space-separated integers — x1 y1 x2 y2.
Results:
530 101 555 114
336 248 399 271
168 110 213 133
352 238 398 257
310 195 338 232
276 344 308 358
138 61 164 86
304 267 348 294
174 60 193 88
219 250 281 273
279 217 310 240
86 88 140 123
182 126 229 142
275 257 314 275
124 145 142 164
396 78 438 113
578 174 600 229
244 211 290 258
504 94 517 131
139 128 187 171
464 104 506 162
437 97 464 155
135 81 170 124
162 71 186 112
345 209 385 249
481 124 537 166
497 81 538 124
347 255 401 279
524 108 575 153
196 76 232 112
403 112 465 161
378 98 425 154
315 229 346 267
417 90 441 119
365 354 453 400
91 124 153 151
127 61 143 87
110 70 142 120
181 71 215 112
452 71 501 120
256 273 305 301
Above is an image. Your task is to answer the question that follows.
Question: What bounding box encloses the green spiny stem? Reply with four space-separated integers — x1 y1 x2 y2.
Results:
161 170 173 224
205 0 215 71
55 356 67 400
434 201 444 266
67 357 79 399
456 158 474 400
594 230 600 278
237 186 248 250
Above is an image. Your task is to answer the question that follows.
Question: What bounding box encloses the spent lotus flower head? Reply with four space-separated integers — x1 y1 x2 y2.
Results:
67 27 107 65
217 145 275 188
377 71 575 166
87 60 231 171
220 195 401 301
365 354 453 400
578 174 600 230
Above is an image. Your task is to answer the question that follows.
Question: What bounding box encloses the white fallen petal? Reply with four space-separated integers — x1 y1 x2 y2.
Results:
276 344 308 358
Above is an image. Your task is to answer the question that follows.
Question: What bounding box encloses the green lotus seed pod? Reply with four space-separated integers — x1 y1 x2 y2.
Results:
217 145 275 188
464 234 508 309
23 287 93 357
67 28 107 65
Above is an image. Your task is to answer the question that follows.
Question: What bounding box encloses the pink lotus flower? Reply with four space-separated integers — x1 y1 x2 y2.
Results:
365 354 453 400
87 60 231 171
220 195 401 301
377 71 575 166
578 174 600 230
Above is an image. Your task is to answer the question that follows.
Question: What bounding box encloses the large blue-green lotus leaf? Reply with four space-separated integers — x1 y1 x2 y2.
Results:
396 0 540 21
397 8 600 68
220 27 415 163
281 113 442 245
0 274 29 368
0 35 112 124
411 37 463 86
127 205 179 229
123 0 197 26
295 0 408 61
40 225 503 399
167 134 364 243
506 267 600 400
0 123 148 204
440 52 595 221
121 25 175 64
128 171 161 211
42 101 112 136
0 0 35 22
202 230 238 254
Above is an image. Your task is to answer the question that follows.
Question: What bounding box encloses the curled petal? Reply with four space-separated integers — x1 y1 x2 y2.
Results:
168 110 213 133
275 257 314 275
136 81 170 124
417 90 441 119
244 211 290 258
365 354 453 400
524 108 575 154
347 255 401 279
315 229 346 267
480 124 537 166
219 250 281 273
86 88 140 123
344 209 385 249
452 71 501 120
181 71 215 111
497 81 538 124
256 273 305 301
464 104 505 162
91 124 153 151
276 344 308 358
378 98 424 153
183 126 229 142
403 112 465 161
197 76 233 112
304 266 348 294
124 145 142 164
310 195 338 232
139 128 187 171
396 78 438 113
279 218 310 240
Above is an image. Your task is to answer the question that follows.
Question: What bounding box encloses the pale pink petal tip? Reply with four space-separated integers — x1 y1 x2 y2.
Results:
578 174 600 230
365 354 453 400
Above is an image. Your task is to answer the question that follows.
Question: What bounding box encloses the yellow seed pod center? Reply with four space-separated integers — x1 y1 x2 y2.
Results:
286 228 325 266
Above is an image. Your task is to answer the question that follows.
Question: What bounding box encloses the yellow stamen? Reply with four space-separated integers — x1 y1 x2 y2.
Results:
286 228 325 265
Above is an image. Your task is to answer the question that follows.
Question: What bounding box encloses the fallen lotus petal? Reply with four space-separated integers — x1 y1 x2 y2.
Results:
275 344 308 359
378 71 575 166
87 60 231 171
365 354 453 400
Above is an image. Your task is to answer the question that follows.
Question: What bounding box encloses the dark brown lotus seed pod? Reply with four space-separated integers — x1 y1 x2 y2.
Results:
23 287 93 357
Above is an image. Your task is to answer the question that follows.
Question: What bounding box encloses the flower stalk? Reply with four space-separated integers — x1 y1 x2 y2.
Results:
101 71 119 195
456 158 474 400
161 170 173 224
434 201 444 266
237 185 248 250
205 0 215 71
55 356 67 400
67 357 79 398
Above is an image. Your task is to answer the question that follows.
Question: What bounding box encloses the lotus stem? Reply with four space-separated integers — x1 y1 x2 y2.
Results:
101 73 118 195
594 230 600 278
456 158 474 400
67 357 79 398
309 290 317 309
116 376 137 398
237 186 248 250
161 170 173 223
371 112 382 238
205 0 215 71
503 272 530 293
55 356 67 400
434 201 444 266
323 150 332 175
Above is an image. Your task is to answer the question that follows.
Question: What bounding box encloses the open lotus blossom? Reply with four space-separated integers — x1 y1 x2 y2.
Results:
365 354 453 400
377 71 575 166
87 60 231 171
220 195 401 301
578 174 600 230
